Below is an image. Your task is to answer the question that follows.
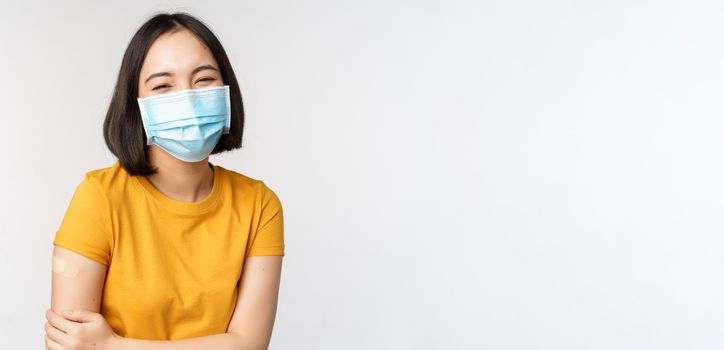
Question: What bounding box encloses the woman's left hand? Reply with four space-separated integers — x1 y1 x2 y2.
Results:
44 308 120 350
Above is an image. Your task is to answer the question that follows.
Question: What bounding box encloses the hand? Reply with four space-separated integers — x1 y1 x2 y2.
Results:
44 308 121 350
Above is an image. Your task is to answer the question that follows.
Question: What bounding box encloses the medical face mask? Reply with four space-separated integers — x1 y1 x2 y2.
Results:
137 85 231 162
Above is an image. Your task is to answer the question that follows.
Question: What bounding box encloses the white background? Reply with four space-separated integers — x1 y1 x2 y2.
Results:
1 0 723 349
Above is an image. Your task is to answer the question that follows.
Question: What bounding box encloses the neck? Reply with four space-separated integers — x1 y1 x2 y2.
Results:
145 145 215 202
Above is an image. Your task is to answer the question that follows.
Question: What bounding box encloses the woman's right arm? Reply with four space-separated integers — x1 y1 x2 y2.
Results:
49 245 107 317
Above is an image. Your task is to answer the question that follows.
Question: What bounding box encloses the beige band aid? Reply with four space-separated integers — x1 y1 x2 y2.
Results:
52 256 79 278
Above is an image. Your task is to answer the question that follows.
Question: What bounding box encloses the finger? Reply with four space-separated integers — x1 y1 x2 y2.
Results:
46 309 78 333
44 321 71 346
62 309 98 323
45 334 63 350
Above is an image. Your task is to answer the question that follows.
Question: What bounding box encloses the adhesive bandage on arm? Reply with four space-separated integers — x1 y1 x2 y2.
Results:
52 256 80 278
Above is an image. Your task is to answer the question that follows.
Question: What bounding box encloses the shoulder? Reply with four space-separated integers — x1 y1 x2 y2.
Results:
76 161 132 202
216 165 281 203
82 160 127 184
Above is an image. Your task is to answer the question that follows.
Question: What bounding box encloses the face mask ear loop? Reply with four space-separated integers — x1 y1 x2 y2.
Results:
137 99 153 144
224 85 231 134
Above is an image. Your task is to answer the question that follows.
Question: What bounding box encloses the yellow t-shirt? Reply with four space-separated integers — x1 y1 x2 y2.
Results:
53 160 285 340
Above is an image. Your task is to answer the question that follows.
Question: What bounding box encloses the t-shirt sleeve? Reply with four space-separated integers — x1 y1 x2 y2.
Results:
53 176 113 266
247 182 285 257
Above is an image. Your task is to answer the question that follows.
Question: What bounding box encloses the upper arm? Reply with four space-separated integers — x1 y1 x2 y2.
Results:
51 245 108 313
226 255 284 349
51 175 113 313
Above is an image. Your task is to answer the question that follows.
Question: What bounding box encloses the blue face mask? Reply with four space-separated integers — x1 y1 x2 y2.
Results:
137 85 231 162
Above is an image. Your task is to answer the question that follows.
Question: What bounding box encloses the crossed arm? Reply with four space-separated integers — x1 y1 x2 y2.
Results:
48 245 283 350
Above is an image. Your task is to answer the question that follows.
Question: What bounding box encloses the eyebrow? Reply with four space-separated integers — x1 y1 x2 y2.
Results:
144 65 219 85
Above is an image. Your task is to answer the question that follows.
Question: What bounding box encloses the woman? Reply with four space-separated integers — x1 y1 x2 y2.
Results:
45 12 285 350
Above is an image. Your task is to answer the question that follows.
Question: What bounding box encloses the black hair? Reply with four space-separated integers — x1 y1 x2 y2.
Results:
103 12 244 176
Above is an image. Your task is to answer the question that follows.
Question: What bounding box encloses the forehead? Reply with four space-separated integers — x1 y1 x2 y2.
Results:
140 28 218 75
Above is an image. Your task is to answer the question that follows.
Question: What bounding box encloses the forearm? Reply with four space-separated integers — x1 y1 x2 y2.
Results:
115 331 263 350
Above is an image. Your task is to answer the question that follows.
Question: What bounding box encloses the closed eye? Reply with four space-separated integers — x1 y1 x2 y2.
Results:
151 77 215 91
152 84 171 91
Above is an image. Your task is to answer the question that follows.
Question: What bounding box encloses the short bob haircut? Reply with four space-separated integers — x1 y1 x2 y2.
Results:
103 12 244 176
